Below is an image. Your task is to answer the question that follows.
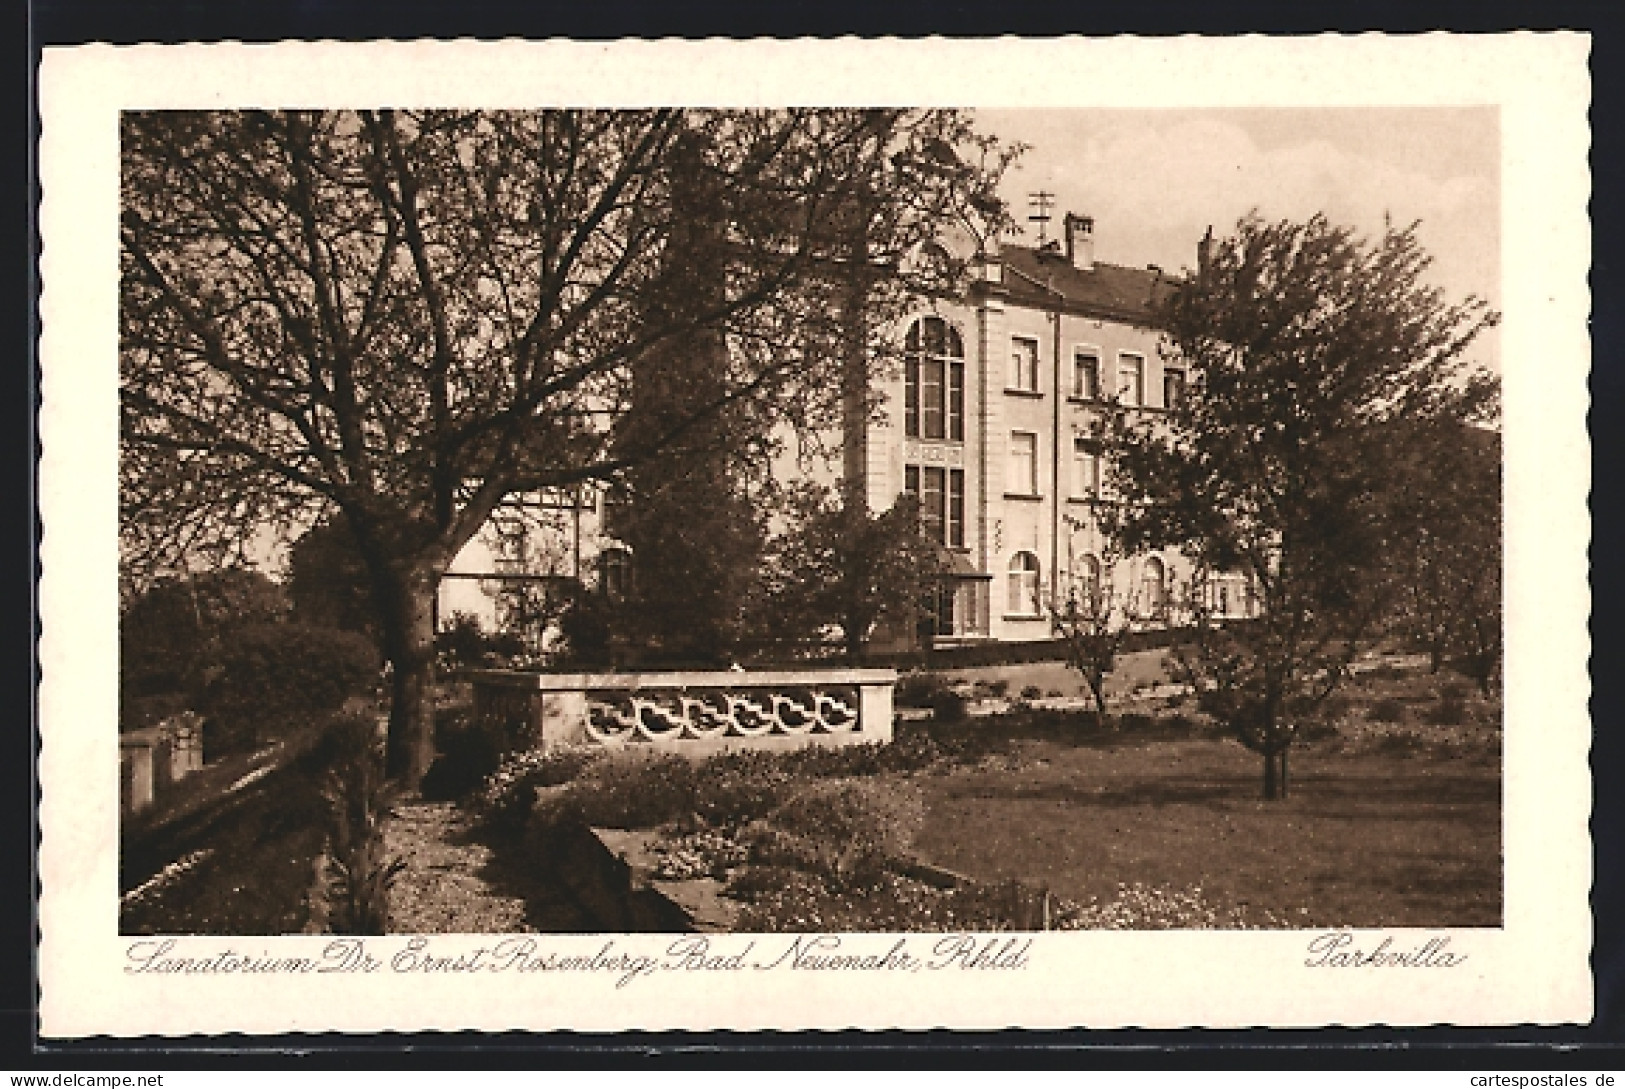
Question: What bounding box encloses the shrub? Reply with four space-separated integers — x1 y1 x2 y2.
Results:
1424 695 1468 727
530 753 698 832
471 746 601 832
198 623 379 754
1053 882 1289 930
739 778 927 890
1116 712 1156 732
928 688 968 724
120 569 289 705
436 612 492 671
120 692 191 733
650 829 749 880
692 755 792 829
421 701 548 802
421 716 506 802
1315 694 1356 724
314 709 403 935
724 863 802 901
895 672 950 708
1367 698 1407 724
1371 728 1429 755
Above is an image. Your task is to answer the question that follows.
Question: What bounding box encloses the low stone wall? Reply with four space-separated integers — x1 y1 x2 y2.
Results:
465 668 897 753
120 712 205 815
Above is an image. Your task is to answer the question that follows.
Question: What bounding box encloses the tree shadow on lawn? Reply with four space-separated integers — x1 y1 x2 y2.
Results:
937 761 1499 823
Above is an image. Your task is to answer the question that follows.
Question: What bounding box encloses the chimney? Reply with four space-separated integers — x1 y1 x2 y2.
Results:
1197 225 1214 283
1064 213 1095 271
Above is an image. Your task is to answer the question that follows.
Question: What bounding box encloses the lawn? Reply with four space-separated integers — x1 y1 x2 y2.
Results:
911 734 1501 928
927 648 1178 701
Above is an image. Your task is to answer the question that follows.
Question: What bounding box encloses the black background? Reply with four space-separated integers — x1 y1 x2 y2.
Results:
15 0 1623 1068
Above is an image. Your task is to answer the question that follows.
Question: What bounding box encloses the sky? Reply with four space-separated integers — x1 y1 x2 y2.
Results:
973 107 1501 371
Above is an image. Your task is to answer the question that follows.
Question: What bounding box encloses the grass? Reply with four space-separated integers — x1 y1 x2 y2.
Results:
937 648 1179 702
911 735 1500 928
452 652 1504 932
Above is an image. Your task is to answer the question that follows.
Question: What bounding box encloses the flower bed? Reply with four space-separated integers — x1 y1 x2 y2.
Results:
463 713 1297 932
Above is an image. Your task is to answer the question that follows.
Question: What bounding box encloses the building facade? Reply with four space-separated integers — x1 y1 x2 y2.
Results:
440 212 1255 648
852 213 1255 644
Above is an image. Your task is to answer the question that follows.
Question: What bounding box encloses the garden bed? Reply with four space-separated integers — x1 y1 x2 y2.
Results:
413 653 1500 933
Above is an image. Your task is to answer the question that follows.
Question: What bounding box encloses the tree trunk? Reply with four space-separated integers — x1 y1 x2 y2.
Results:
844 614 866 664
1260 746 1289 801
381 569 439 787
1089 675 1109 727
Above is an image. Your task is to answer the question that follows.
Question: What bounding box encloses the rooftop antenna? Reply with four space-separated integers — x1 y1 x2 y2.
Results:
1027 190 1055 245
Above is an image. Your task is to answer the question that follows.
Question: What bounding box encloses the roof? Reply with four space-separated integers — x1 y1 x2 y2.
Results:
938 549 992 580
995 244 1177 325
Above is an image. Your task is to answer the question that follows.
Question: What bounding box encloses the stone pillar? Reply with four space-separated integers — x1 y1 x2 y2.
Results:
538 690 589 751
121 736 155 814
858 679 895 744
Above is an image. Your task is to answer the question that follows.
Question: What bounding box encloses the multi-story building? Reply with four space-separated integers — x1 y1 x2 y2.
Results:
851 212 1258 645
439 212 1255 648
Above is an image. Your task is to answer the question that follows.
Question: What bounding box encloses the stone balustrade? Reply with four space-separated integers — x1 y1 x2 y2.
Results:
465 668 897 754
120 712 205 815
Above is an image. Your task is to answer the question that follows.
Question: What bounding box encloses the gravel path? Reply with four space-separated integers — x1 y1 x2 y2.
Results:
385 800 534 933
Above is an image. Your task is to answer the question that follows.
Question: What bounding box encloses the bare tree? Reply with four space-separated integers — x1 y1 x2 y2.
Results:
1046 548 1139 726
121 109 1017 784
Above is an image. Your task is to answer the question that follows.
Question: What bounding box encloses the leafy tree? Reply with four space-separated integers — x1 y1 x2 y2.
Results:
1107 213 1498 799
286 515 378 640
606 135 768 665
757 484 944 661
119 567 288 699
198 622 380 753
121 109 1016 784
1383 417 1502 693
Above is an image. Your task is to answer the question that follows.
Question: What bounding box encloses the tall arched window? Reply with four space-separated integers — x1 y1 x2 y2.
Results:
1140 555 1166 617
905 316 965 441
1008 551 1041 616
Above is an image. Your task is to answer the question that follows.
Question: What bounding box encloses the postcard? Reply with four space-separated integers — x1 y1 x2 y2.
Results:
38 33 1592 1036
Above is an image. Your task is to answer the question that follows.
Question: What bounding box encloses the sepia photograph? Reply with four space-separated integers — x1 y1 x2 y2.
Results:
113 104 1505 938
38 35 1590 1035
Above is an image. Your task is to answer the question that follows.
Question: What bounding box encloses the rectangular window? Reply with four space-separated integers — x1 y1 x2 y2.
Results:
921 358 945 439
903 465 963 546
948 360 964 441
904 356 920 437
922 466 946 544
1117 353 1144 406
1008 431 1038 495
1010 337 1039 392
1163 366 1186 410
1074 351 1100 400
1073 437 1100 498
